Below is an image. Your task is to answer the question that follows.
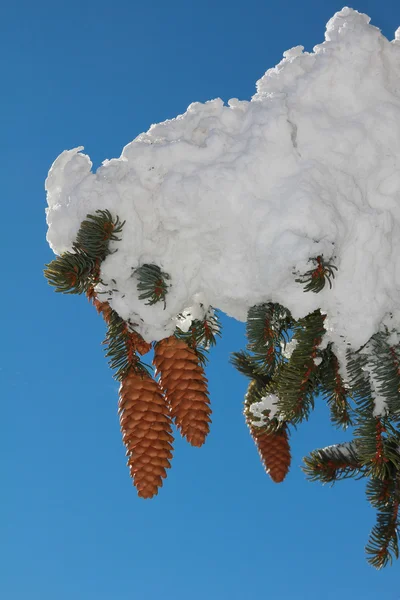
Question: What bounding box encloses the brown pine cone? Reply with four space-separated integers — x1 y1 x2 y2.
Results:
119 369 174 498
251 426 291 483
153 336 211 447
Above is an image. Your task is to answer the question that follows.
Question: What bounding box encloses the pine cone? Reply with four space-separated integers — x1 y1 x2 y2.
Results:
250 426 291 483
119 369 174 498
153 336 211 447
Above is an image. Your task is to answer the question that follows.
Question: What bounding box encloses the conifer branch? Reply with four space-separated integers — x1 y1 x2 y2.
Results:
73 210 125 259
318 344 353 428
276 310 326 424
175 307 221 365
296 255 337 293
230 350 272 387
368 333 400 415
136 263 170 308
366 475 400 569
246 303 293 374
104 310 151 381
303 442 364 483
44 210 124 294
366 476 396 508
44 251 96 294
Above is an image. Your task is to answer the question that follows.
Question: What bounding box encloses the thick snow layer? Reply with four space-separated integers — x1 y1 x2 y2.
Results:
46 8 400 356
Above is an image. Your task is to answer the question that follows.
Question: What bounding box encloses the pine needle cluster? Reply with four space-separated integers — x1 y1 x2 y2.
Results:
44 210 124 294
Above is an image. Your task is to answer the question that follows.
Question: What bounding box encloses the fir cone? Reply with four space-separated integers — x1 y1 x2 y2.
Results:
153 336 211 447
119 369 174 498
250 426 291 483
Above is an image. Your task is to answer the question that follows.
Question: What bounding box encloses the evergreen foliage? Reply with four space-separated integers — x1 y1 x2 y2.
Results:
176 307 221 365
44 250 96 294
136 263 170 308
365 475 400 569
368 332 400 415
230 350 272 388
303 442 363 483
73 209 125 260
295 255 337 293
276 310 326 424
246 302 293 374
44 210 124 294
318 343 353 428
104 308 151 381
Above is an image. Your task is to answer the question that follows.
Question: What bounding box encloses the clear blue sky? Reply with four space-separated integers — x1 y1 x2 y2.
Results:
2 1 400 598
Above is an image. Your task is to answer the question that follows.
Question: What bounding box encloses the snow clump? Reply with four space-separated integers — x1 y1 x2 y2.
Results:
46 8 400 361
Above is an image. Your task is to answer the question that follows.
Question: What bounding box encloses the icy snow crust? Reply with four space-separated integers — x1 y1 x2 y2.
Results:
46 8 400 352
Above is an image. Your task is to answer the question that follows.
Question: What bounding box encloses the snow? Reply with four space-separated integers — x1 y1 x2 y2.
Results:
248 394 280 426
322 441 358 458
360 345 389 417
282 339 298 360
46 8 400 362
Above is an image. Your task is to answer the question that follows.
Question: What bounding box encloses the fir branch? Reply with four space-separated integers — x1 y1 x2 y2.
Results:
366 475 400 569
276 310 326 424
303 442 364 483
230 350 272 387
368 333 400 416
346 349 374 415
74 210 125 260
366 476 397 509
318 344 353 428
136 263 170 308
104 309 151 381
44 210 124 295
185 308 221 348
355 417 400 479
246 303 293 374
175 307 221 366
346 341 400 478
44 251 96 294
296 255 337 293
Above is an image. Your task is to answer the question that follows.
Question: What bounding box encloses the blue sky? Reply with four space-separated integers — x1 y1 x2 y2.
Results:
2 1 400 598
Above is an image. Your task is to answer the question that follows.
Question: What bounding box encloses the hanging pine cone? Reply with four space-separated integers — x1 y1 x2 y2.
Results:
153 336 211 447
119 369 174 498
250 426 291 483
